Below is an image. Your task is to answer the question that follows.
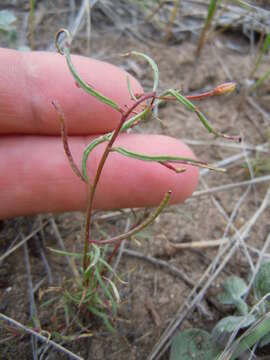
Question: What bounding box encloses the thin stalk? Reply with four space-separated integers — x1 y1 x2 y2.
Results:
196 0 220 57
90 191 171 245
28 0 35 50
82 92 156 282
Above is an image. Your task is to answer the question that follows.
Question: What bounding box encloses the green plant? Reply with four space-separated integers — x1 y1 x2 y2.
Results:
50 28 240 332
170 261 270 359
196 0 221 57
0 9 17 46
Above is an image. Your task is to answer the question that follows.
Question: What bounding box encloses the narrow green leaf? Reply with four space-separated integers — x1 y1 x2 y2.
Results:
55 29 121 111
47 247 83 258
125 51 159 91
126 75 137 101
40 296 59 308
95 268 117 316
98 258 127 284
169 89 196 111
252 68 270 90
111 146 224 172
84 245 100 279
82 135 109 181
88 305 115 333
105 277 121 303
230 314 270 359
252 32 270 76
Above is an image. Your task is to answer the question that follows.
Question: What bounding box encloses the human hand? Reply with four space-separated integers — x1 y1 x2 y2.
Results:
0 48 199 219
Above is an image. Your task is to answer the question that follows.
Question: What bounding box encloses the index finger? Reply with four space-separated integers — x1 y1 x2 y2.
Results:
0 48 143 135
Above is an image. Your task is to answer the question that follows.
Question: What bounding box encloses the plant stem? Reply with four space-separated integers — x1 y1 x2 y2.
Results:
82 92 156 283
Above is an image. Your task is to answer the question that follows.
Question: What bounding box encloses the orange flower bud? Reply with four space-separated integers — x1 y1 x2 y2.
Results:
214 82 236 95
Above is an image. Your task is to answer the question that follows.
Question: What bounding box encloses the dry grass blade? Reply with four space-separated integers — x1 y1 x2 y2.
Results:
0 221 48 263
122 248 194 288
148 187 270 360
23 240 39 360
49 217 80 280
0 313 83 360
192 174 270 199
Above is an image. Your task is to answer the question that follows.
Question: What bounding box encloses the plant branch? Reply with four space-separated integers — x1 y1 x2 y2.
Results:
90 190 172 245
82 92 156 278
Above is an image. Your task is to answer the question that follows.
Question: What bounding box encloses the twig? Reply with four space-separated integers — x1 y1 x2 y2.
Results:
0 313 83 360
247 96 270 125
36 216 53 284
182 139 268 153
199 175 254 274
110 218 130 280
148 187 270 360
200 152 247 177
23 240 40 360
122 248 194 288
169 238 228 249
0 221 48 262
49 217 79 280
191 174 270 199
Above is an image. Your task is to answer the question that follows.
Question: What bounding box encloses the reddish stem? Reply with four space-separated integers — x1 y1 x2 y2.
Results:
83 92 156 281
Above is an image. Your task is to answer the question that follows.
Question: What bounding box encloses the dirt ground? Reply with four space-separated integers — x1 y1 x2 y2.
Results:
1 1 270 359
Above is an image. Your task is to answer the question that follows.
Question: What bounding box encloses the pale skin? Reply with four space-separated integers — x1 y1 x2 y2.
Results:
0 48 199 219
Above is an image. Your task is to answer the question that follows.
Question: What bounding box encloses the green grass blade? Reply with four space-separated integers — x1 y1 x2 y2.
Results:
104 277 121 304
98 258 127 284
95 268 117 316
252 68 270 90
251 32 270 77
88 305 115 333
230 314 270 359
196 0 220 56
84 245 100 279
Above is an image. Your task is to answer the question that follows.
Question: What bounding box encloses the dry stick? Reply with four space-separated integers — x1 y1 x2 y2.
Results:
0 313 83 360
0 222 48 262
203 138 258 271
191 174 270 199
83 92 156 276
148 187 270 360
49 217 79 280
36 216 53 284
200 152 246 177
23 240 39 360
183 139 268 153
108 218 131 284
85 0 91 54
122 249 195 288
169 238 228 249
200 176 254 274
247 96 270 125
